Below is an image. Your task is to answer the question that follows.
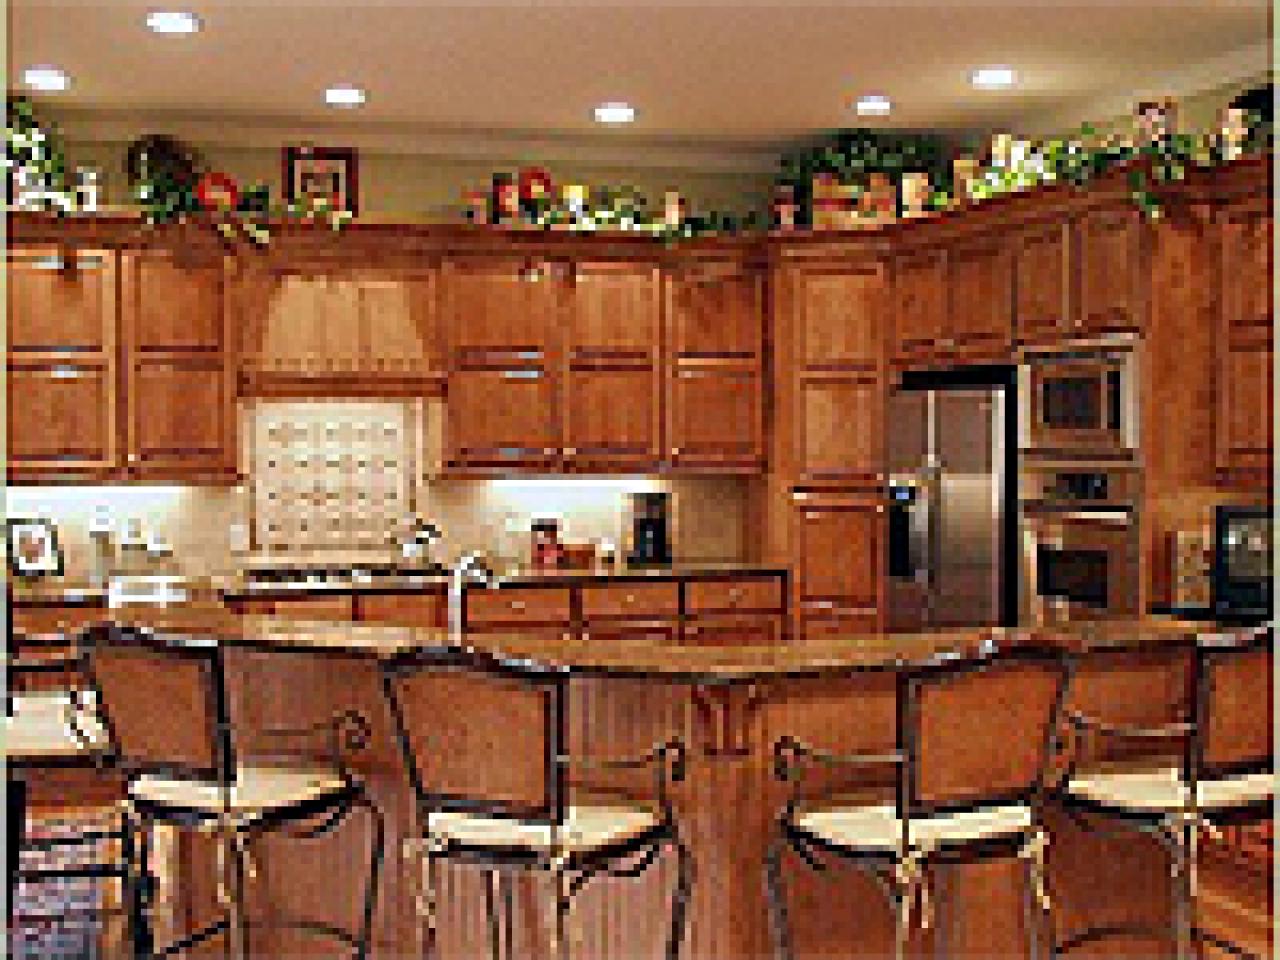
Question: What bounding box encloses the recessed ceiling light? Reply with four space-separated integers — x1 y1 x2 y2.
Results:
593 102 636 124
324 85 366 108
146 10 201 34
855 95 893 117
971 66 1017 90
22 66 70 92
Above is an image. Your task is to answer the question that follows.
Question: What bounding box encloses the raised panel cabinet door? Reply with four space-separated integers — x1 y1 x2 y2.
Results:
1014 222 1073 344
128 360 234 475
7 246 116 354
795 262 885 370
668 363 763 469
7 362 115 470
564 363 661 471
121 250 226 353
444 257 563 360
1078 206 1144 335
667 264 764 359
1220 201 1273 340
948 240 1013 357
1217 345 1273 473
446 367 559 469
568 261 661 357
796 372 882 485
892 249 947 360
793 494 883 618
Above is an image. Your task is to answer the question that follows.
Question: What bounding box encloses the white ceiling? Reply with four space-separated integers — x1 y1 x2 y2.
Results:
8 0 1273 151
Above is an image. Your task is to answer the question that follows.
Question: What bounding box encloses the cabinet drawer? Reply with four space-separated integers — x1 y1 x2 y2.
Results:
11 604 106 636
357 590 446 628
466 586 573 628
580 623 680 646
685 577 784 616
580 581 680 621
229 594 355 619
682 615 781 647
799 612 881 641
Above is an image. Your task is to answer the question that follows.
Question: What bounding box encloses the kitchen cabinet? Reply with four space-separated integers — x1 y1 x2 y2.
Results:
1219 198 1272 342
563 261 662 471
794 261 883 372
121 250 236 480
891 247 947 362
791 491 883 636
7 246 119 476
1014 221 1073 345
579 581 681 645
796 371 882 486
682 615 781 647
665 263 766 470
1077 205 1144 335
465 585 574 631
685 576 785 617
355 590 446 628
226 594 356 619
446 366 560 470
1216 343 1272 476
238 261 442 394
946 238 1013 359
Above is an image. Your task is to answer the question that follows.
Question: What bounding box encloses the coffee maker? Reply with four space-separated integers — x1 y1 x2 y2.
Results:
626 492 672 567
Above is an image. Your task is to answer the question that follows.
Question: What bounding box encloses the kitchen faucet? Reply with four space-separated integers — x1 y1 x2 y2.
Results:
448 552 499 641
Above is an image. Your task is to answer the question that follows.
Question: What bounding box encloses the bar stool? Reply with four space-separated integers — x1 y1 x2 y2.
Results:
381 648 694 959
1054 626 1273 960
766 646 1070 960
83 624 386 959
6 632 134 958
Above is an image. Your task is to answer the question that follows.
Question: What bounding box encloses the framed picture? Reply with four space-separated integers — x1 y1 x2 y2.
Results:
6 519 64 579
283 145 359 215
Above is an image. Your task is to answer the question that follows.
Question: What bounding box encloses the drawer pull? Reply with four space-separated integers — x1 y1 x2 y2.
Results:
20 254 106 271
728 587 745 603
625 594 636 604
502 369 542 380
510 600 527 612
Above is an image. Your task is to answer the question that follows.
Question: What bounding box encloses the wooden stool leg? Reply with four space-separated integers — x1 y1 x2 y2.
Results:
666 836 695 960
485 870 503 960
764 838 794 960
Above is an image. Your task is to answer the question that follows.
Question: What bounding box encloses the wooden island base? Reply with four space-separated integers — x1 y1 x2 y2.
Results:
140 622 1242 960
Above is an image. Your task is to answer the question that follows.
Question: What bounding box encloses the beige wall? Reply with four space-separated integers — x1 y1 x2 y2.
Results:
56 135 775 220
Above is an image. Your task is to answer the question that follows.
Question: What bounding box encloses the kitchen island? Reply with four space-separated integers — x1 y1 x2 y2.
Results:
55 609 1272 958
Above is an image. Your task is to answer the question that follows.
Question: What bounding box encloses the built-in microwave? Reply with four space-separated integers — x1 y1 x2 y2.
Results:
1019 347 1138 459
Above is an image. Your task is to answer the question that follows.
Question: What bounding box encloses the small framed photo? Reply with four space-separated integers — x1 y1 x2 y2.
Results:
283 145 359 215
6 519 64 579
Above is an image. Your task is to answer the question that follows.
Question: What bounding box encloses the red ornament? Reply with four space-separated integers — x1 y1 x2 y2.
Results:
518 166 553 203
196 172 240 211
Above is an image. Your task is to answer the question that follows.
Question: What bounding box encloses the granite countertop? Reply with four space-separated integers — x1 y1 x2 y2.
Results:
90 607 1261 680
10 562 788 606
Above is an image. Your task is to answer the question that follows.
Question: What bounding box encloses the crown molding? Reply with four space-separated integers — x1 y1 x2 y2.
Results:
1011 39 1272 137
40 106 790 175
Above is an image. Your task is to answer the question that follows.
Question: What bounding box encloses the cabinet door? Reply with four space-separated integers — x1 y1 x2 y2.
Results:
356 591 446 628
564 363 660 471
444 257 563 361
795 262 883 371
7 362 116 471
568 261 660 357
1220 200 1272 342
1078 206 1144 335
1014 222 1073 344
121 251 235 479
682 615 782 647
892 249 947 361
796 372 882 486
446 367 559 470
792 492 883 622
7 247 115 354
668 363 762 470
667 263 764 360
947 239 1013 359
1217 344 1273 475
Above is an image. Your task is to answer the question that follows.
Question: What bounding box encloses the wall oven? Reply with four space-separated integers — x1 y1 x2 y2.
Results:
1019 346 1138 459
1021 465 1140 623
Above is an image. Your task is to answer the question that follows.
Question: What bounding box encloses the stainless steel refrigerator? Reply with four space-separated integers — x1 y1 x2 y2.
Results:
886 369 1016 630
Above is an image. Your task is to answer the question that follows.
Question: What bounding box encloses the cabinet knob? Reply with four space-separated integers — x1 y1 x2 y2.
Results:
671 447 681 455
510 600 527 612
625 594 636 604
728 587 745 602
564 447 577 456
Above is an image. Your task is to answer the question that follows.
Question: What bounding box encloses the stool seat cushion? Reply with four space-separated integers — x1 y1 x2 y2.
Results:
427 804 661 855
1066 766 1274 815
795 803 1034 853
4 693 108 762
130 765 348 819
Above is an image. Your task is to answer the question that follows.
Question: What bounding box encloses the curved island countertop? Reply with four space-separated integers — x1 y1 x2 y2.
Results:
91 604 1261 680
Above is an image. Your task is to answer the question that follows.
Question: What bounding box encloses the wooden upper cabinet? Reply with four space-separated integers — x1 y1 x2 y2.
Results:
568 261 660 358
239 262 441 389
122 248 226 353
796 371 882 486
446 366 560 471
891 248 947 361
666 261 766 471
444 256 563 361
1014 222 1073 345
795 261 885 371
947 239 1013 358
7 246 118 475
7 246 115 354
1077 205 1144 335
1219 199 1273 343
